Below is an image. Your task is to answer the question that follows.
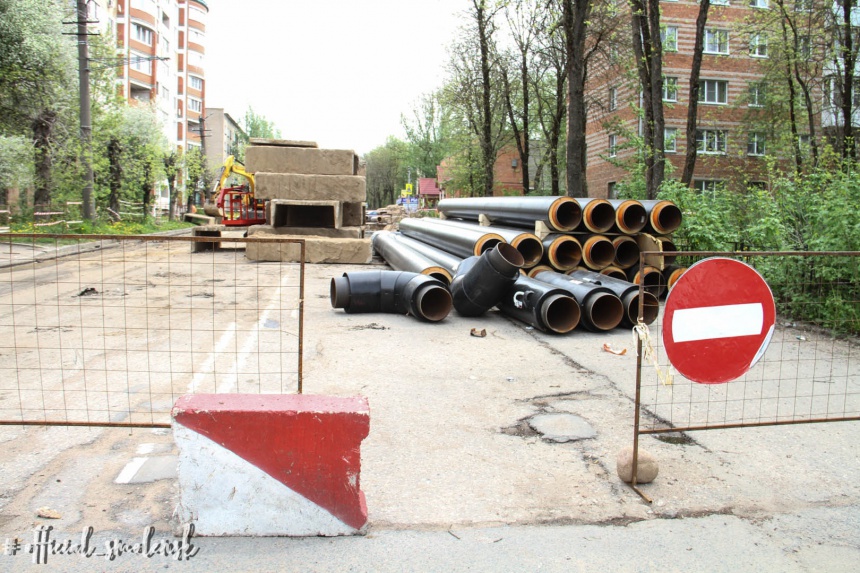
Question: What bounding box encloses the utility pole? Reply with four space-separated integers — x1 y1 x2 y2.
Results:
77 0 96 221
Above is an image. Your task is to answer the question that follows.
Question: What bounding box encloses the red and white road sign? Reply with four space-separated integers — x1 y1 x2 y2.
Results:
663 257 775 384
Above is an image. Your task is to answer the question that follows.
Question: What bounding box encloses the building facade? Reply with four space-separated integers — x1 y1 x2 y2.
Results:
203 108 246 174
585 0 793 198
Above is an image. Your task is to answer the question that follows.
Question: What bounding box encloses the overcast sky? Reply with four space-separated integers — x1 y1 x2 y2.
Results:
204 0 466 155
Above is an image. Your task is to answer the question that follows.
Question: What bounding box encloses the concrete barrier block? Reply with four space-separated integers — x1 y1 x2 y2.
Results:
342 202 366 227
248 224 365 239
255 173 366 203
269 200 342 229
245 147 358 175
245 235 372 264
172 394 370 536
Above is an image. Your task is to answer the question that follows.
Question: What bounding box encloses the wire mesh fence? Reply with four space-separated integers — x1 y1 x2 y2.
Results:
0 233 305 428
634 251 859 435
629 251 859 499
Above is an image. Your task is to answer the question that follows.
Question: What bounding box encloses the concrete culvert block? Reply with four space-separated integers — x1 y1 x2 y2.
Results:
616 447 659 484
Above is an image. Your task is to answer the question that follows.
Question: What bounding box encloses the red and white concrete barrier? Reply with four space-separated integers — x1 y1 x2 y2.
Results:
172 394 370 536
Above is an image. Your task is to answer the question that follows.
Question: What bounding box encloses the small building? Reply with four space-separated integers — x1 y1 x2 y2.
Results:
417 178 443 208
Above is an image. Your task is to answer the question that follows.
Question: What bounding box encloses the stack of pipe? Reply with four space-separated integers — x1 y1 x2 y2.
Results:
337 195 684 330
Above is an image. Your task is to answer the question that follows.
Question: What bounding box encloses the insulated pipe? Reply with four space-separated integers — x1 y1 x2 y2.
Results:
331 270 453 322
607 199 648 234
390 233 462 274
533 270 625 332
658 237 678 265
566 269 659 326
420 218 544 269
498 275 580 334
575 198 616 233
372 231 453 286
437 195 582 232
450 243 524 316
580 235 616 270
399 217 504 258
627 265 667 298
527 264 555 278
541 234 582 271
598 266 629 281
662 265 687 292
611 235 640 269
640 200 683 234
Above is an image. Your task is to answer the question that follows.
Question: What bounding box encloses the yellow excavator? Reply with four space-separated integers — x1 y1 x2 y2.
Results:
203 155 266 226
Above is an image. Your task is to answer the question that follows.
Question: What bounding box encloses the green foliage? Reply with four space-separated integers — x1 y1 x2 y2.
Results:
364 137 410 209
11 218 193 235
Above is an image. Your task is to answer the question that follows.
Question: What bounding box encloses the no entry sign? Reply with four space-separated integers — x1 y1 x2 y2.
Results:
663 257 776 384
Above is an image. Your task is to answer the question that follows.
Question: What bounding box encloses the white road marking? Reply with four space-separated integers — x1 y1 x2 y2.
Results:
188 322 237 393
115 457 147 484
672 303 764 343
217 274 290 393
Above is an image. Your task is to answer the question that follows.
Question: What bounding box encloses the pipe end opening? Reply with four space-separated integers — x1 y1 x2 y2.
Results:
415 285 453 322
330 276 351 309
542 294 580 334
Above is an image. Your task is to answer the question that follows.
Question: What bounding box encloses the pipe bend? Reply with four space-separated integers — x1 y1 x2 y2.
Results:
451 244 523 316
331 270 452 322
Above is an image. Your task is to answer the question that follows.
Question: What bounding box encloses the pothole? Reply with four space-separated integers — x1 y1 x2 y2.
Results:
526 413 597 443
654 433 695 445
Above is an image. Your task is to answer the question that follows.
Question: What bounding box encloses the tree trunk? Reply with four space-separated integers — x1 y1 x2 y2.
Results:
681 0 709 187
839 0 857 160
31 109 57 208
564 0 590 198
108 138 122 218
631 0 665 199
476 0 496 196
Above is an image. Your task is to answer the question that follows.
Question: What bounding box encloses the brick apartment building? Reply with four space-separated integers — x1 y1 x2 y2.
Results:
586 0 787 198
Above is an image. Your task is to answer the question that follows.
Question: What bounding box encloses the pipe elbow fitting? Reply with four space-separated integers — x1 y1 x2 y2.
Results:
450 243 524 316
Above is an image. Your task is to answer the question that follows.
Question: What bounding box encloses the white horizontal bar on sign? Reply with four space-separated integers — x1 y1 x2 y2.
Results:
672 303 764 343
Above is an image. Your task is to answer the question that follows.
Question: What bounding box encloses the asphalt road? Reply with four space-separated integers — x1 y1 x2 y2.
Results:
0 243 858 572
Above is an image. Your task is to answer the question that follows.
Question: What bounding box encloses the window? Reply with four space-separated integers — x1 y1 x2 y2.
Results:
662 26 679 52
696 129 728 154
130 53 151 74
608 87 618 111
608 182 618 199
188 98 203 113
748 82 766 107
750 0 769 8
664 128 678 152
712 0 730 4
705 29 729 54
699 79 729 104
609 134 618 157
132 24 153 46
160 35 170 54
160 85 169 100
694 180 725 194
794 0 812 12
663 77 678 102
189 76 203 90
798 36 811 58
749 33 768 57
748 132 766 156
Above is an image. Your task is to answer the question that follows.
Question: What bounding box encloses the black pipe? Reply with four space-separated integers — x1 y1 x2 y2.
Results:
451 243 524 316
399 217 504 258
640 200 683 234
598 266 628 281
542 234 582 271
423 218 544 269
437 195 582 232
498 275 580 334
566 269 659 326
662 264 687 293
575 198 615 233
611 235 640 269
534 270 624 331
607 199 648 234
390 233 462 274
627 265 667 298
331 270 452 322
372 231 453 285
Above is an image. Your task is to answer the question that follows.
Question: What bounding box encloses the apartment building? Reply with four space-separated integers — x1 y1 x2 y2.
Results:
586 0 786 198
85 0 209 153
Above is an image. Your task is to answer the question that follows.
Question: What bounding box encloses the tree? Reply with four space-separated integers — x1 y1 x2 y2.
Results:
680 0 710 187
629 0 666 199
563 0 592 197
0 0 76 209
364 138 409 208
832 0 859 160
401 91 453 179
